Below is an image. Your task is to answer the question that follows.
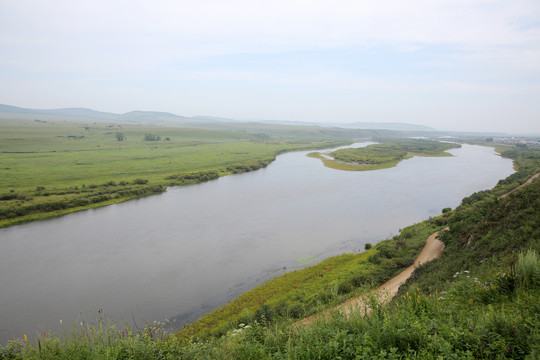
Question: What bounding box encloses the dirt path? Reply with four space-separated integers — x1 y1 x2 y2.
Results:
297 230 446 326
499 172 540 199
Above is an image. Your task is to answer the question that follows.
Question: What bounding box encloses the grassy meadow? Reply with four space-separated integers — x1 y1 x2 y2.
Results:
0 118 351 227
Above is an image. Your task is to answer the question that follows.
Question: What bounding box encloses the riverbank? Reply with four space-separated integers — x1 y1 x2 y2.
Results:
297 229 446 326
179 219 446 339
297 170 540 326
1 117 354 227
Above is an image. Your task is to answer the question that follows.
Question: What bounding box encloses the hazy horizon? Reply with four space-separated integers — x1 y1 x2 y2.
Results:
1 0 539 133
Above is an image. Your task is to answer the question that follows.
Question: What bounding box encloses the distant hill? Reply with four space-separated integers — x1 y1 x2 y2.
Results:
194 116 436 131
0 104 118 120
332 121 434 131
0 104 194 125
0 104 433 131
256 120 435 131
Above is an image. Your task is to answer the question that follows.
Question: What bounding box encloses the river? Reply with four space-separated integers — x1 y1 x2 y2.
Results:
0 142 514 343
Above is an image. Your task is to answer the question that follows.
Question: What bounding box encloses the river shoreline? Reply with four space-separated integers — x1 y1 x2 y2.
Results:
0 141 354 229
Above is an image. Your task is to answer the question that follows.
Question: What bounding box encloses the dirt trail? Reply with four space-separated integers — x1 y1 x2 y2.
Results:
499 172 540 199
297 171 540 327
297 230 445 326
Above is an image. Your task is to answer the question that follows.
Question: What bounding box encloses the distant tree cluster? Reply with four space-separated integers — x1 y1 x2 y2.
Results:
166 170 219 184
144 134 161 141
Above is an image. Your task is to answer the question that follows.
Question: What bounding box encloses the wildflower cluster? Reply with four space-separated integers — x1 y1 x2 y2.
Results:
452 270 470 278
394 289 436 316
230 323 252 337
474 279 495 290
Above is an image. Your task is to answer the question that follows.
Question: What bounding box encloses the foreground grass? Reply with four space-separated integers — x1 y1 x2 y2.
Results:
0 119 350 227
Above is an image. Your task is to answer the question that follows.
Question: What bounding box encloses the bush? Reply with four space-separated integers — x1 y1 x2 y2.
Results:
350 273 370 287
516 250 540 289
337 280 353 295
364 243 372 250
0 192 31 201
368 253 381 264
166 170 219 184
377 244 398 259
287 303 305 319
254 304 274 325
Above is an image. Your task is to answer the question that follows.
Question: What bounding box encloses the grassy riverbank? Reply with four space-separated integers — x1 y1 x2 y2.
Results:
179 221 445 339
308 138 460 171
0 118 356 227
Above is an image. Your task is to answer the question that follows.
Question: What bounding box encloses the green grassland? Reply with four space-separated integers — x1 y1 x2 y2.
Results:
308 138 461 171
0 118 352 227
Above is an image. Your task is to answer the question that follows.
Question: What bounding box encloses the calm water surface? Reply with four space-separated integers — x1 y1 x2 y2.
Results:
0 143 514 342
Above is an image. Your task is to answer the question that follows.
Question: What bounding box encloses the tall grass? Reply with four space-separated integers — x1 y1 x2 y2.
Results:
516 250 540 290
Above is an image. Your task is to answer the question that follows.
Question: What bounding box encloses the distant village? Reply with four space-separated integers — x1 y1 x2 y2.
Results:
490 136 540 147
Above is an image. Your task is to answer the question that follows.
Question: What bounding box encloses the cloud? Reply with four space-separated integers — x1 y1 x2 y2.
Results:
1 0 539 132
3 0 539 63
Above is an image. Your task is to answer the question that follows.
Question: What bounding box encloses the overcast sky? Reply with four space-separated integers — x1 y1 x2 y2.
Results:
1 0 539 133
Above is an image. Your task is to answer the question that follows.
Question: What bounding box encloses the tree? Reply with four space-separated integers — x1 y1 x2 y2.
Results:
144 134 161 141
116 132 125 141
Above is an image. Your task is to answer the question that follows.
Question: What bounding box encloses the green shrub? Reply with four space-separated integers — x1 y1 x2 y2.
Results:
368 253 381 264
364 243 372 250
254 304 274 325
516 250 540 289
287 302 305 318
337 280 353 295
377 244 398 259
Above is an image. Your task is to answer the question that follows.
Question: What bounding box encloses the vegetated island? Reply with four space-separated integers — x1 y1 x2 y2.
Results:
308 138 461 171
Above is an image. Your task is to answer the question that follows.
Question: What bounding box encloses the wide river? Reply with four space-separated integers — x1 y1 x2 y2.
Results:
0 142 514 343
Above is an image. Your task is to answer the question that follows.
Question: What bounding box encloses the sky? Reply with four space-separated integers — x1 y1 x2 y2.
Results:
1 0 539 133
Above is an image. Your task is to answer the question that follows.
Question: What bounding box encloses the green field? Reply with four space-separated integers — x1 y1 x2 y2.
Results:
309 138 461 171
0 118 352 227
